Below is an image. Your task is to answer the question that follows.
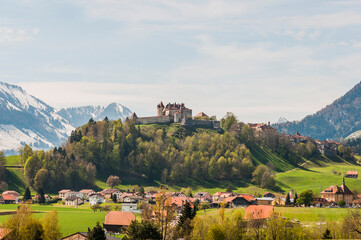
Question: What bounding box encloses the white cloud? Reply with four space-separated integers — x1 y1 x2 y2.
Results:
0 27 38 43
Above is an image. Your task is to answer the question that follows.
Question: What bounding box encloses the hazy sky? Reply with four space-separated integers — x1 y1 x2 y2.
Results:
1 0 361 123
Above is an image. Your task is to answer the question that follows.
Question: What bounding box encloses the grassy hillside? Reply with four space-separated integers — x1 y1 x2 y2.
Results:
275 155 361 194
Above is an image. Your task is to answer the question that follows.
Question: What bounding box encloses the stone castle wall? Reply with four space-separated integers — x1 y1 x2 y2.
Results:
181 118 221 129
135 116 171 125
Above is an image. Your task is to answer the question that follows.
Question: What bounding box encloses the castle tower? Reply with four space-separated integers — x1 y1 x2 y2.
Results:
157 102 164 116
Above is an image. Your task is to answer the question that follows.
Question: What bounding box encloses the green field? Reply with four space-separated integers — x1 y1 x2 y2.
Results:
198 207 359 225
0 203 122 237
275 156 361 195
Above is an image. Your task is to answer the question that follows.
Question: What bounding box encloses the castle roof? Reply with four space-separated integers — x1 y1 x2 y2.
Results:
130 112 138 119
158 102 164 108
195 112 209 117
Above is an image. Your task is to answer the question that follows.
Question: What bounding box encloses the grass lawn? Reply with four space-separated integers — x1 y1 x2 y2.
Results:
4 155 21 167
275 158 361 194
0 203 126 237
197 207 360 225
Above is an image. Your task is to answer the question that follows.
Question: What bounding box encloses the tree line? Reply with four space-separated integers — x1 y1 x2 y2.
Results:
20 113 324 193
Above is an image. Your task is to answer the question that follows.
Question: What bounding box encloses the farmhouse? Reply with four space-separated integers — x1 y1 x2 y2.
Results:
321 178 354 204
345 171 358 179
65 195 84 206
88 193 105 205
103 211 136 233
245 205 274 220
59 189 71 200
194 192 212 202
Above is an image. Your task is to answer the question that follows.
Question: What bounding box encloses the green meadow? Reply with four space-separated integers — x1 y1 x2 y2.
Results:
275 156 361 195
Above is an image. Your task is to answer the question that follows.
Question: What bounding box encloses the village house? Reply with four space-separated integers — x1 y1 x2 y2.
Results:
171 197 194 213
122 195 143 203
101 189 122 200
263 192 276 198
224 195 256 208
345 171 358 179
256 197 275 205
193 192 212 202
244 205 274 220
59 189 72 200
1 191 20 204
79 189 95 199
321 178 354 204
317 140 339 157
65 191 84 200
212 192 237 201
103 211 136 234
65 195 84 206
88 193 105 205
122 202 141 213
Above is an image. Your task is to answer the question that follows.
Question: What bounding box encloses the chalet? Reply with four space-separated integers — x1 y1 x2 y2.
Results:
314 198 329 207
172 192 187 198
59 189 71 199
88 193 105 205
65 191 84 200
122 202 141 213
65 195 84 206
2 191 20 203
263 192 275 198
212 192 236 201
256 197 274 205
346 171 358 179
101 189 122 200
321 178 354 204
122 195 144 203
224 196 255 207
244 205 274 220
103 211 136 233
194 192 212 202
79 189 95 199
0 194 15 204
317 140 339 157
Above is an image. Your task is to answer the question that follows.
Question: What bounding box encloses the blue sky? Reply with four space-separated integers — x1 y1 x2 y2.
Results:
1 0 361 122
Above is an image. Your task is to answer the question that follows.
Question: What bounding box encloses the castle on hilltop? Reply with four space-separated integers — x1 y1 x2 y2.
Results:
131 102 220 129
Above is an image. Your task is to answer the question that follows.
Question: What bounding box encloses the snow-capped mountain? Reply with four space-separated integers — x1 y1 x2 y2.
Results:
57 102 132 127
277 117 289 124
0 82 74 155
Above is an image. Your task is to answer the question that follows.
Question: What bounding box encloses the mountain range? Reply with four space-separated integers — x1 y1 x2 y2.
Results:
274 81 361 141
0 82 132 155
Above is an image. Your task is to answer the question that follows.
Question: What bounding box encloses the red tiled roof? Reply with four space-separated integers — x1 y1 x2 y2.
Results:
104 211 135 226
347 171 358 175
171 197 194 207
239 194 256 202
59 189 71 194
245 205 274 220
0 228 11 239
195 112 209 117
2 194 15 201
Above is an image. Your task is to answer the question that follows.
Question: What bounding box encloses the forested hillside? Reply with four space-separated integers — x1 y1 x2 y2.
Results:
16 113 324 193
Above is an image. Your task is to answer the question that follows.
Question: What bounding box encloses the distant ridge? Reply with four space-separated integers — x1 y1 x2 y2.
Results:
57 102 132 127
274 81 361 140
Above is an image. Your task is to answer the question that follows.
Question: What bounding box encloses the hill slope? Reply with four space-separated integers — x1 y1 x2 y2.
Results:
274 81 361 140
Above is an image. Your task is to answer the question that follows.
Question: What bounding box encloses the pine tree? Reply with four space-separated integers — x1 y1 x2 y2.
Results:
23 187 32 202
111 194 117 203
322 228 332 239
178 201 196 229
294 193 298 206
285 193 291 205
87 222 106 240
